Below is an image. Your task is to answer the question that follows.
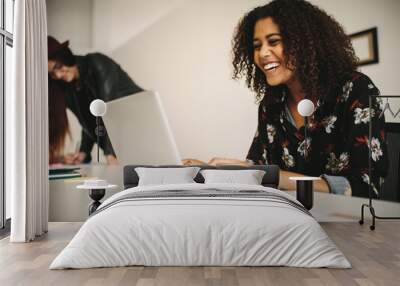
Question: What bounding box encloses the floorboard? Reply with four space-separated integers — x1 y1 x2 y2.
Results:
0 221 399 286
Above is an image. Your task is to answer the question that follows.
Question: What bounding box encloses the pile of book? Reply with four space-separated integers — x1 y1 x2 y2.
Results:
49 166 82 180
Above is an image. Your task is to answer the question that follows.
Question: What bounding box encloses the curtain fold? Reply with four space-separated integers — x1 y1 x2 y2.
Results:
9 0 49 242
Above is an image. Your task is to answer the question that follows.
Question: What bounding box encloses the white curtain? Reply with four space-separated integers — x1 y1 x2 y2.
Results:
8 0 49 242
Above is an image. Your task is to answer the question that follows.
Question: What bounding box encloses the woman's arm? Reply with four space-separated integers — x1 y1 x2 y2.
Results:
183 158 329 192
208 157 250 166
88 53 143 101
337 74 388 198
279 170 329 192
182 158 249 166
182 158 208 166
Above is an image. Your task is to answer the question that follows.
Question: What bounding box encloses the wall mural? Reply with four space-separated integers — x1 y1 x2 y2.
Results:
46 0 400 204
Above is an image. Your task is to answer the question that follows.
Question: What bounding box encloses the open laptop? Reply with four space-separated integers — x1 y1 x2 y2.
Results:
102 91 182 165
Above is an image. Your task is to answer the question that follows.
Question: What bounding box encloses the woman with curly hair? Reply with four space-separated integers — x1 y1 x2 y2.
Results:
205 0 388 197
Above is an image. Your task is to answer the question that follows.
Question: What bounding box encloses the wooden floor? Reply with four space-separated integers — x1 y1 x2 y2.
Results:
0 222 399 286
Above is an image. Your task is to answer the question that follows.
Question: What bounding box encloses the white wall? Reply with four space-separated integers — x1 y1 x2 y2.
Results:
311 0 400 122
46 0 93 53
92 0 185 53
93 0 262 162
47 0 400 163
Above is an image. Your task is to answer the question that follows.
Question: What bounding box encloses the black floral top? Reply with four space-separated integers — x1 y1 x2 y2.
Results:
247 72 388 198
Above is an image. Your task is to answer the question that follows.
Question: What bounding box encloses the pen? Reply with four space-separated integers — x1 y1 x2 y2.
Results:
72 140 81 164
75 140 80 154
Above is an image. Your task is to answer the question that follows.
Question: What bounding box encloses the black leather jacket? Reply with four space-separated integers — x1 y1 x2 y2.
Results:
65 53 143 162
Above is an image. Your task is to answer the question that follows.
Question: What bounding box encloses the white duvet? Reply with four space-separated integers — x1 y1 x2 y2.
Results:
50 183 351 269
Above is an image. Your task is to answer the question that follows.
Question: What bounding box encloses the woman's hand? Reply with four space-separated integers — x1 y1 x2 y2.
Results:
182 157 250 166
182 158 208 166
63 152 86 165
106 155 119 165
208 157 250 166
279 170 329 193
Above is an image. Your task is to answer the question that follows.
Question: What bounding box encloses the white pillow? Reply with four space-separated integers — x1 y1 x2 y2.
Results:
200 169 266 185
135 167 201 186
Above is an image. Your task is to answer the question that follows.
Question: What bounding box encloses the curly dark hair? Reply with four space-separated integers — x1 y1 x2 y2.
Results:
232 0 358 103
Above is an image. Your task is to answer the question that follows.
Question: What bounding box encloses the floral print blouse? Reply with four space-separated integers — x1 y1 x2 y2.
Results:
246 72 388 198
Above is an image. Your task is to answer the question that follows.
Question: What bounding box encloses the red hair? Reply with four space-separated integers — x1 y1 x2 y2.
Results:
48 78 70 163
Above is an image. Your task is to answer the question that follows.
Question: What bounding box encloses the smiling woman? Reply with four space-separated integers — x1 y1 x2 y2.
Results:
212 0 389 198
252 18 295 88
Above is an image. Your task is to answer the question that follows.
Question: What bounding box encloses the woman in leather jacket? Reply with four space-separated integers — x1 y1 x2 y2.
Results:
48 36 143 165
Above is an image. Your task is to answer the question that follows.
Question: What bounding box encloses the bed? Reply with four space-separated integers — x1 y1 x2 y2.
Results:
50 165 350 269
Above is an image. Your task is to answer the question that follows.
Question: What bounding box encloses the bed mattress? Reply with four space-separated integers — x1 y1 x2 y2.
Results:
50 183 350 269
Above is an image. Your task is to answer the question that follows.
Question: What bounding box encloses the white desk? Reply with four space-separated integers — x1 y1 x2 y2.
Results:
49 164 123 222
49 165 400 222
287 191 400 222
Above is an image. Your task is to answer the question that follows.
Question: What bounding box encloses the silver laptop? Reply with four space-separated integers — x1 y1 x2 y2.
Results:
102 91 182 165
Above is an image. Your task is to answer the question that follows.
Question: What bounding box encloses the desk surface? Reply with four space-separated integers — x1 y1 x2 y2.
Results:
49 165 400 222
49 164 123 222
